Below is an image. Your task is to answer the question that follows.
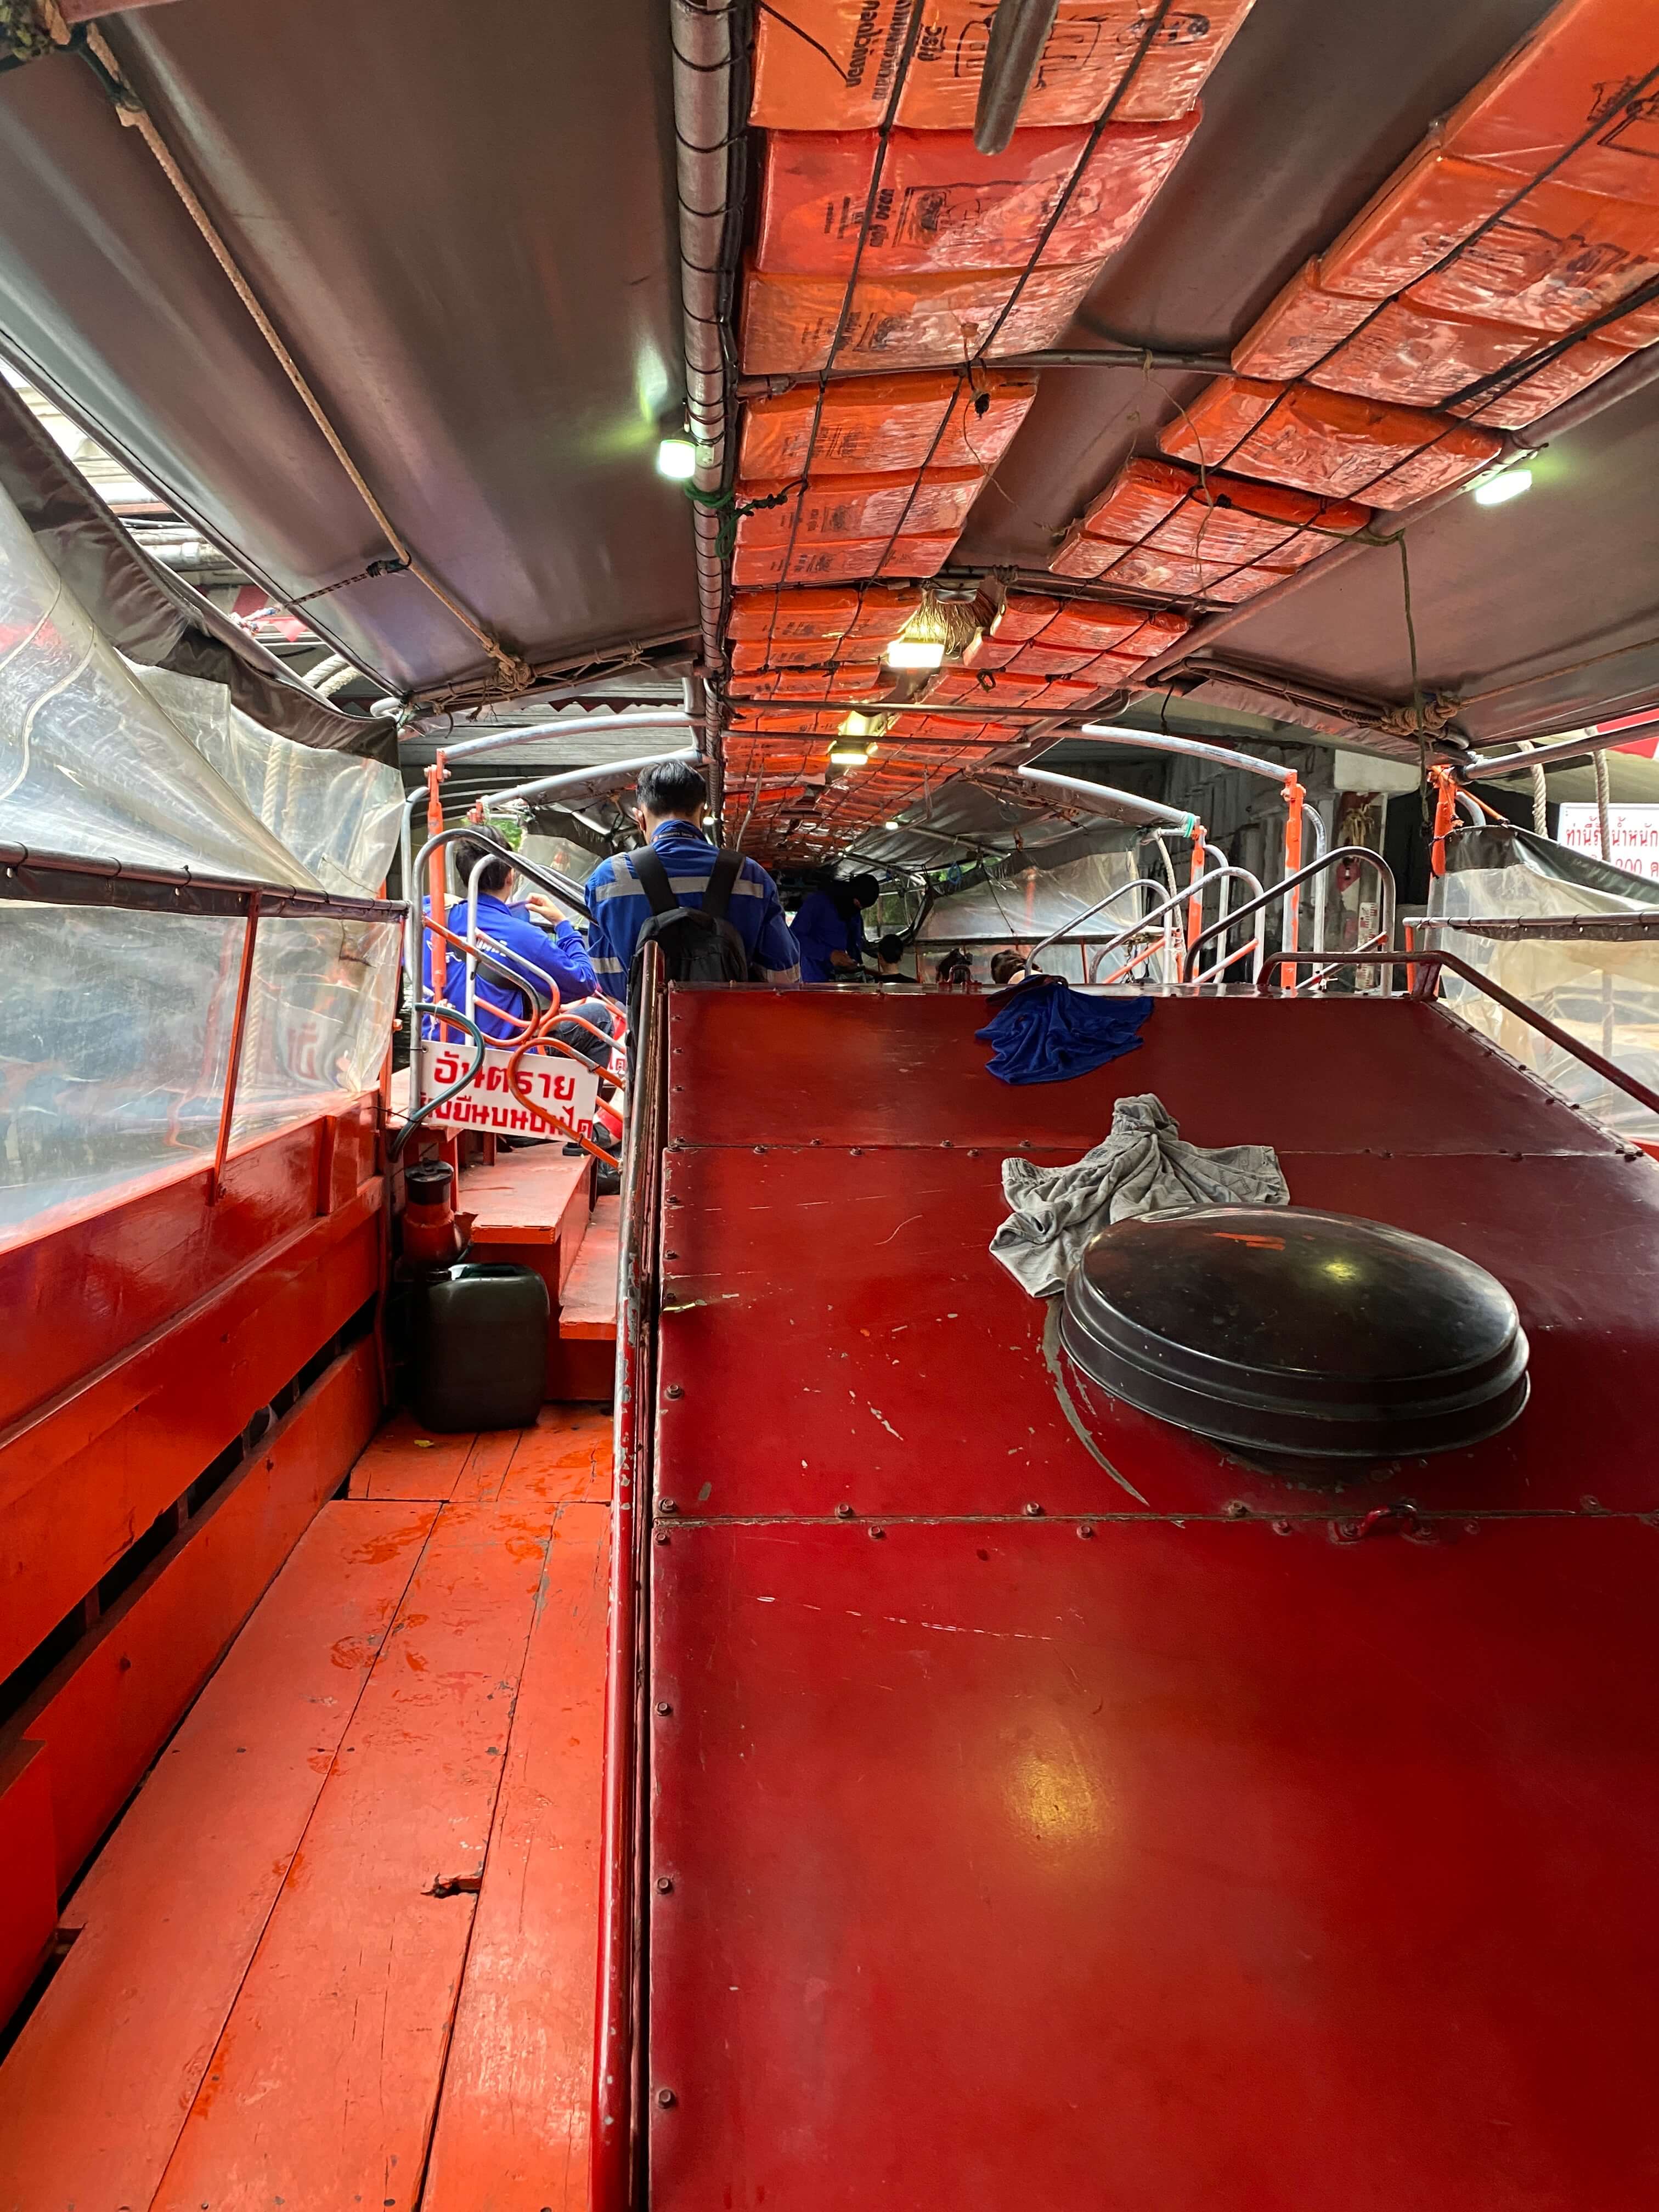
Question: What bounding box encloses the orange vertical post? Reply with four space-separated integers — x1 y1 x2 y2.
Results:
1279 776 1305 996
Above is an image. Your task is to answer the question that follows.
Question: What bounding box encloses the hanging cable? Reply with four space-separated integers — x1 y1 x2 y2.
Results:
1594 743 1612 861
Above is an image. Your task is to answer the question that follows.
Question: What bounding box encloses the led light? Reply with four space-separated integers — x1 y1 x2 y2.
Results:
830 744 870 766
1472 466 1532 507
884 637 947 669
656 436 697 481
884 819 901 829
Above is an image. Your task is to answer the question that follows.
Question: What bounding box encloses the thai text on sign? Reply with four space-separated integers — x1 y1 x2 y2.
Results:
421 1044 600 1140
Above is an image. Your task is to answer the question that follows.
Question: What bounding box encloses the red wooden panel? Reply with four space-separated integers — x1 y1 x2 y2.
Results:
656 1146 1659 1517
0 1742 56 2028
151 1502 552 2211
420 1503 607 2211
0 1500 435 2209
649 1517 1659 2211
559 1194 619 1339
14 1338 383 1888
0 1107 371 1427
665 990 1622 1159
0 1203 380 1679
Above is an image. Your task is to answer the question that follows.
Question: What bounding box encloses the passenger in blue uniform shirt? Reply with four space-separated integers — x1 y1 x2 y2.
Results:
585 758 800 994
424 831 609 1054
792 873 880 982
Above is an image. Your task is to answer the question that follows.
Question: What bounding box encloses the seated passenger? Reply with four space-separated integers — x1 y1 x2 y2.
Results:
584 757 800 1003
426 831 613 1065
934 946 974 989
874 933 913 981
792 872 881 982
989 948 1029 989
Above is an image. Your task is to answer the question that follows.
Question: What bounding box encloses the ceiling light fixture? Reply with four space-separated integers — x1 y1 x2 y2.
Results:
885 584 953 670
1472 465 1533 507
656 436 698 481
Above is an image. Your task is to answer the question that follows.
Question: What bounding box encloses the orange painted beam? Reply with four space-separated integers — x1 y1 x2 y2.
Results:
9 1338 383 1889
421 1502 607 2211
151 1503 554 2211
0 1499 435 2208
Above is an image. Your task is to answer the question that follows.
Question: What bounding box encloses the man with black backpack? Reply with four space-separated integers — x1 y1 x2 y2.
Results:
584 757 800 1019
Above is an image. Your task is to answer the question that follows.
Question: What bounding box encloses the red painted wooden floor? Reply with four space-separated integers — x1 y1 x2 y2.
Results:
648 986 1659 2209
0 1411 611 2212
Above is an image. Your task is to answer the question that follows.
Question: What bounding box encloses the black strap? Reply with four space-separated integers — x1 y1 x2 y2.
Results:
703 850 741 923
631 847 676 916
633 845 742 921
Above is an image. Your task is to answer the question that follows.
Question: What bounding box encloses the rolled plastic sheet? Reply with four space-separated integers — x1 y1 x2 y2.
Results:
1308 296 1550 407
1441 0 1659 204
1412 175 1659 335
737 369 1037 477
1232 258 1379 379
1159 375 1501 500
749 0 1256 132
1431 822 1659 1142
1319 140 1518 301
732 467 986 548
131 663 403 896
730 533 957 586
1451 332 1633 425
753 116 1198 276
740 259 1101 374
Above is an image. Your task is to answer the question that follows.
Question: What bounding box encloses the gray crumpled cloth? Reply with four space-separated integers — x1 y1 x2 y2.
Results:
989 1093 1290 1298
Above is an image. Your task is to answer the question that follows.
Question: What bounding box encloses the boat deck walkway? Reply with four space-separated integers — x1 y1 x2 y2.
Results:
0 1131 615 2212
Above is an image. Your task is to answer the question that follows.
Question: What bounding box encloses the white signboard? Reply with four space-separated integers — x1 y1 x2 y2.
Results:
1557 803 1659 883
421 1043 600 1141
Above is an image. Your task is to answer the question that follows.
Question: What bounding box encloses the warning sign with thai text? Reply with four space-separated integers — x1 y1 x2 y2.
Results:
421 1045 600 1141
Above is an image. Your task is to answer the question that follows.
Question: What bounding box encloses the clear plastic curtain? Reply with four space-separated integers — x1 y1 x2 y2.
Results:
912 843 1139 985
1431 826 1659 1143
0 480 402 1236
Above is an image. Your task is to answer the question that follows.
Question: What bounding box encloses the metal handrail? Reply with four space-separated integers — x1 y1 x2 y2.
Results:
1182 848 1395 988
1080 865 1268 990
593 941 667 2212
409 825 597 1108
387 1003 486 1159
1025 874 1186 974
1260 950 1659 1119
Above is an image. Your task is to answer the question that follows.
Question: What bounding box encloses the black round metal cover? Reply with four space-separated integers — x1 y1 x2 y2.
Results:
1060 1205 1529 1460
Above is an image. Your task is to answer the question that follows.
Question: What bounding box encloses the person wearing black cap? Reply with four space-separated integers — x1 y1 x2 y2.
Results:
792 872 881 982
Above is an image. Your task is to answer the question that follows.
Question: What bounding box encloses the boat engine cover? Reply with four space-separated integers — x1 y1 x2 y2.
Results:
1059 1204 1529 1460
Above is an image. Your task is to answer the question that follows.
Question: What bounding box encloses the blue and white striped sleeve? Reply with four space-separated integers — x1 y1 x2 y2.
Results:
747 864 802 985
585 858 629 991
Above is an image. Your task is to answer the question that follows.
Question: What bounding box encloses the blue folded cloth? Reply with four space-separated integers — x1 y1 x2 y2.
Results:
975 977 1153 1085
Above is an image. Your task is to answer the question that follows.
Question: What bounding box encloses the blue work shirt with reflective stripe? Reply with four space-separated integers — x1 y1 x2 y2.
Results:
585 821 800 991
422 892 597 1041
791 889 868 983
